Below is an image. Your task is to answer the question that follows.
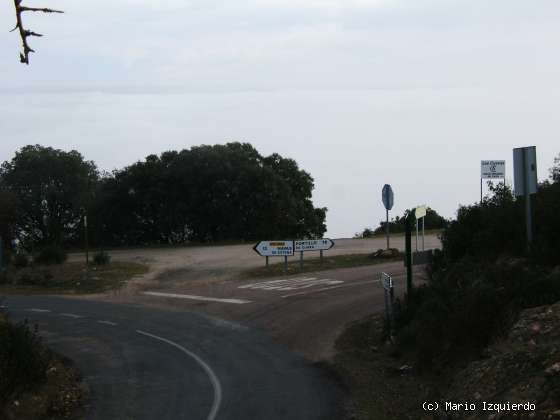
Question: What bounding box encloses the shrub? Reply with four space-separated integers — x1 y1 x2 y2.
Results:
34 245 67 265
0 312 50 403
92 250 111 266
396 259 560 370
12 253 29 269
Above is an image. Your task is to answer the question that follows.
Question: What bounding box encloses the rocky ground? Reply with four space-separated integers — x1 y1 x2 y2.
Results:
334 300 560 420
446 301 560 419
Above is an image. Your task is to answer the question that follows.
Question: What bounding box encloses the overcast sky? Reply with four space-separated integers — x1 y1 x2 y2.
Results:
1 0 559 238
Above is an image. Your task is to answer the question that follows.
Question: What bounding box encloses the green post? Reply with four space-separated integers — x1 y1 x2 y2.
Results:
405 211 413 296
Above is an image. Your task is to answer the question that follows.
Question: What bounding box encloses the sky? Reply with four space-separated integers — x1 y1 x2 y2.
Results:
1 0 559 238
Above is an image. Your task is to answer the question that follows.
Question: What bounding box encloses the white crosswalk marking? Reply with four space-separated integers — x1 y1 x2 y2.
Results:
239 277 343 291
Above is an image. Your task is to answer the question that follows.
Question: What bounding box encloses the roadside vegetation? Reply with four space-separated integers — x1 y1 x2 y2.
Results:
355 207 448 238
0 247 147 294
335 154 560 419
0 310 85 419
242 252 402 278
0 143 326 255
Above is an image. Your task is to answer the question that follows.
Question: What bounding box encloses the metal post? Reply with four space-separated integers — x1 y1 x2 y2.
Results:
299 251 303 269
523 149 533 247
84 215 89 266
385 209 390 250
284 255 288 273
266 256 269 268
422 217 425 251
405 213 413 296
415 219 419 252
481 178 483 204
320 250 323 264
0 236 3 271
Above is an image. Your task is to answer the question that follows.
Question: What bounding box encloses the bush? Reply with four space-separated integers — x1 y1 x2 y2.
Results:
92 250 111 266
12 253 29 269
0 312 50 403
396 259 560 370
34 245 67 265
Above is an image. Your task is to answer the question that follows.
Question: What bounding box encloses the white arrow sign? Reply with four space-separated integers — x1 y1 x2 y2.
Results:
253 241 294 257
294 239 335 252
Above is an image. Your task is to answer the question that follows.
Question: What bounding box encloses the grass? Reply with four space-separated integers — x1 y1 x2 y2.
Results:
0 261 149 294
0 311 86 419
241 253 403 279
354 229 443 239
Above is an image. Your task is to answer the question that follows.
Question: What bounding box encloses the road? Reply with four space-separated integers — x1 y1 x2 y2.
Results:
7 236 438 418
3 296 342 420
98 260 427 361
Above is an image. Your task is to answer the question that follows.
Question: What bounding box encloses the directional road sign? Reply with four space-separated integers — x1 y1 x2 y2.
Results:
253 241 294 257
481 160 506 179
382 184 394 210
294 239 334 252
414 205 427 219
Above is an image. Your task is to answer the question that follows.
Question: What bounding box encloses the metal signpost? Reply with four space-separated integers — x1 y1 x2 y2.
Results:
381 272 394 336
381 184 394 250
480 160 506 202
513 147 537 248
414 205 427 252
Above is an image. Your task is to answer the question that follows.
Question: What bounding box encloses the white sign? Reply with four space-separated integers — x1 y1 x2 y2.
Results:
253 241 294 257
294 239 334 252
513 147 537 196
481 160 506 179
414 205 427 219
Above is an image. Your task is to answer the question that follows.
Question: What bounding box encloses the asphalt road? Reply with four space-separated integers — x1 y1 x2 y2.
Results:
3 296 342 420
105 260 426 361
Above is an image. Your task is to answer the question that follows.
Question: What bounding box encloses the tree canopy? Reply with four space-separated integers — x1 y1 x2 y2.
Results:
0 143 327 250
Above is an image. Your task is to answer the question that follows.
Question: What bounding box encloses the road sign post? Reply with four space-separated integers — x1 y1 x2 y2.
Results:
414 205 427 253
405 211 414 296
382 184 394 250
513 147 537 249
381 272 394 337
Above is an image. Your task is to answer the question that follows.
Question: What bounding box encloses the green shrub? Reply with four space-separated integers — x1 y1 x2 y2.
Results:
0 313 50 403
93 250 111 266
396 260 560 370
34 245 67 265
12 253 29 269
17 270 53 287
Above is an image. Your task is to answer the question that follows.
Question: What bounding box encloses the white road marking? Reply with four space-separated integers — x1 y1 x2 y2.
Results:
142 291 252 304
27 308 51 313
281 274 405 298
137 330 222 420
97 320 118 326
59 313 84 319
239 277 344 291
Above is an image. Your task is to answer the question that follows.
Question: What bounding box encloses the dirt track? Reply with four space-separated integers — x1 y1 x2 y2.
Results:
70 235 440 289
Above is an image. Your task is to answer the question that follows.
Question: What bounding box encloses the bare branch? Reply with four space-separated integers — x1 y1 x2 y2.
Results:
11 0 64 65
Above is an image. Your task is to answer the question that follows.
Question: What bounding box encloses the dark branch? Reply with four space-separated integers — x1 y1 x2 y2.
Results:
11 0 63 65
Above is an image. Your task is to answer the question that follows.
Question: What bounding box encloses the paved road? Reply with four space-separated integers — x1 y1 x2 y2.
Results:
3 296 342 420
103 260 427 361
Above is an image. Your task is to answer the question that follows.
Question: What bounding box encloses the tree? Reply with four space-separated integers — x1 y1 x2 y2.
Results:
551 154 560 183
0 145 98 248
95 143 327 245
10 0 63 64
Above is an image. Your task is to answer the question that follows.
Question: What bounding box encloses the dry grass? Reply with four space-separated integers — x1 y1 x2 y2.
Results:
241 253 402 279
0 261 149 294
